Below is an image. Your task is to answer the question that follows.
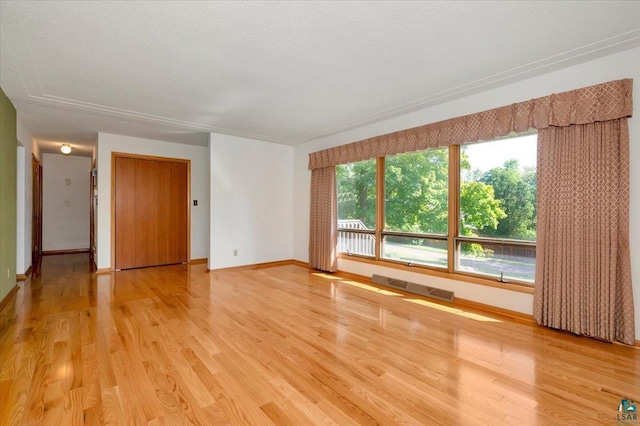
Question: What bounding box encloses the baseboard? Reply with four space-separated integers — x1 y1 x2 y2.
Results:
290 259 310 268
94 268 112 275
189 258 208 265
453 297 534 324
43 248 90 256
208 259 306 272
0 284 19 313
16 266 32 282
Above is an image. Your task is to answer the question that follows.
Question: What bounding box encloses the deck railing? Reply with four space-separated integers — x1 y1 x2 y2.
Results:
338 220 375 256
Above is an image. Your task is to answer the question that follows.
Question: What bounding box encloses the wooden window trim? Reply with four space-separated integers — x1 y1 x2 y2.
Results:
375 157 384 259
448 145 460 272
337 142 537 293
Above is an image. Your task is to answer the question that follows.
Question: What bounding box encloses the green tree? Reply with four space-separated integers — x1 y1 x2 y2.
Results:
385 150 449 234
336 150 510 254
522 165 537 231
480 160 536 240
460 181 506 235
336 159 376 229
337 149 504 234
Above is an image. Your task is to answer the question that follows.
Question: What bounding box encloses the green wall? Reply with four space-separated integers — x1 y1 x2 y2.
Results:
0 87 17 302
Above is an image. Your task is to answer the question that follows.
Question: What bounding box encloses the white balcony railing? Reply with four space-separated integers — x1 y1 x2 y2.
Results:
338 220 375 256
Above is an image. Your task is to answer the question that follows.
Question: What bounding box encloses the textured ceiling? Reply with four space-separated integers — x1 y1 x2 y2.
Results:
2 1 640 154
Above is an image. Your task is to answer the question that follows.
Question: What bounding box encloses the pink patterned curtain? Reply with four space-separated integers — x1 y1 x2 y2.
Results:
309 167 338 272
309 79 632 169
534 119 635 345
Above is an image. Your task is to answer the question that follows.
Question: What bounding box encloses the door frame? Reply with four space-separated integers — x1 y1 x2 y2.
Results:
31 155 43 276
90 160 97 270
110 152 191 271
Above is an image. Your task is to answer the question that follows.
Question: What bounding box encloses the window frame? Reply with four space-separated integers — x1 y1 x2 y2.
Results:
381 148 450 269
455 137 537 283
336 158 378 258
336 139 536 294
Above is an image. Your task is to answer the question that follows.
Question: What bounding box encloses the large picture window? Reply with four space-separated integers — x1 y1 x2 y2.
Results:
336 134 537 285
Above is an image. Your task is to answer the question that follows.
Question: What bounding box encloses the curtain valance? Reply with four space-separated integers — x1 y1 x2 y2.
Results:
308 79 632 170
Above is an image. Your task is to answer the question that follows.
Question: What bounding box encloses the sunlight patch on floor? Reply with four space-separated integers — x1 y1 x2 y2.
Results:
404 298 502 322
312 273 342 280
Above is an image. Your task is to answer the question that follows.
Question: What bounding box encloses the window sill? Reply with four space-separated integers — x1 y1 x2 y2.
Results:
337 253 534 295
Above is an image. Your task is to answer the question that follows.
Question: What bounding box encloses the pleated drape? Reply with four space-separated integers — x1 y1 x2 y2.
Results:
309 79 632 170
309 167 338 272
534 119 635 345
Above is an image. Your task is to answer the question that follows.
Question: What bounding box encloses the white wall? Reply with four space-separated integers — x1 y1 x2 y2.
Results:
42 153 91 251
209 133 293 269
96 133 210 269
15 115 32 275
293 46 640 340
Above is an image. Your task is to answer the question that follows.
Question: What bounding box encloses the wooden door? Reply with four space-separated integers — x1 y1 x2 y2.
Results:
114 155 188 270
155 160 172 265
167 162 188 263
154 161 187 266
134 159 160 267
114 157 138 269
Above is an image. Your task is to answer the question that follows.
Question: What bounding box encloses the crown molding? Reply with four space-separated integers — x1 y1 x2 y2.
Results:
292 30 640 145
9 95 289 145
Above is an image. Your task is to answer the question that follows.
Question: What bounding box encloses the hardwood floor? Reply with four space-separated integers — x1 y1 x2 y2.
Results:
1 254 638 425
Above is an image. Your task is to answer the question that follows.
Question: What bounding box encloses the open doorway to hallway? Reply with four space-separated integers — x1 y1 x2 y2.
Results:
38 153 92 267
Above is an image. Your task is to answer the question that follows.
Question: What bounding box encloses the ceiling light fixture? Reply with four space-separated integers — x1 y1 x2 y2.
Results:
61 144 71 154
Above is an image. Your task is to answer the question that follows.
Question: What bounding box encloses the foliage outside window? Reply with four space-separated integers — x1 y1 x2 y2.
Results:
336 133 537 285
337 159 376 256
383 149 448 268
458 135 537 282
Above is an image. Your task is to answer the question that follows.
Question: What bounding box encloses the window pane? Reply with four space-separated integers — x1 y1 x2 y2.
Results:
382 235 447 268
460 135 537 241
457 241 535 283
337 159 376 230
338 231 376 257
385 149 448 235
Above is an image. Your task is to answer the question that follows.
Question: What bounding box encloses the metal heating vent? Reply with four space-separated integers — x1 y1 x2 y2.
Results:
371 274 455 303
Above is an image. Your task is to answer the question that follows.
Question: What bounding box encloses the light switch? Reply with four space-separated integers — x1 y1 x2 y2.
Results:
193 200 198 206
65 201 70 207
